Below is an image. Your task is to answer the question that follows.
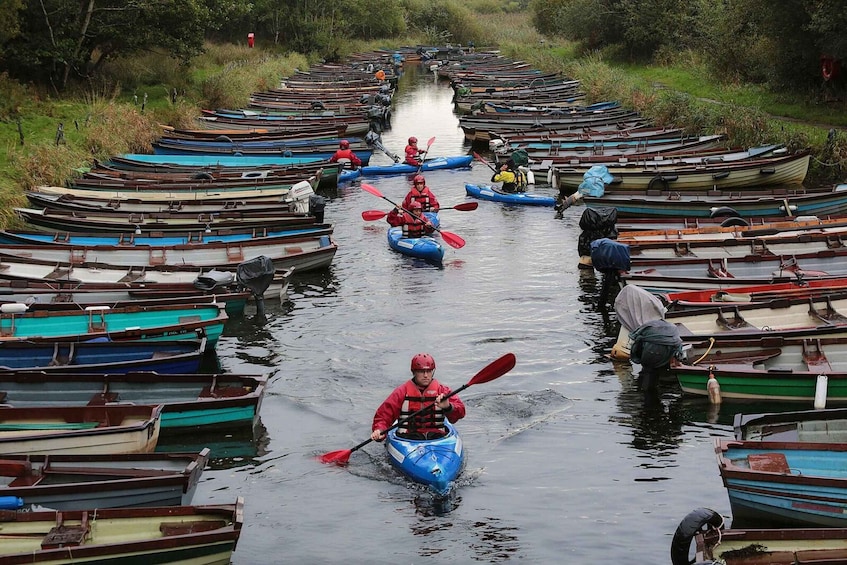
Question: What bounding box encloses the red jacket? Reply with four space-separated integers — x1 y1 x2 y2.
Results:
386 209 433 237
372 378 465 437
401 187 440 212
329 148 362 168
404 144 422 165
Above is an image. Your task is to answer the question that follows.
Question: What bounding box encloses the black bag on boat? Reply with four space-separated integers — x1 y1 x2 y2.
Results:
194 270 234 291
590 238 631 271
629 320 683 369
236 256 276 298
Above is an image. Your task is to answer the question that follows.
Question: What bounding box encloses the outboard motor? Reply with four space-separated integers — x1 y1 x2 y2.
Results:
629 319 683 391
236 256 276 316
589 237 630 307
309 194 327 224
194 270 235 291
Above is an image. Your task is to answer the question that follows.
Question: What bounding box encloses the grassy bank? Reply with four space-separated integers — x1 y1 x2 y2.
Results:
1 13 844 229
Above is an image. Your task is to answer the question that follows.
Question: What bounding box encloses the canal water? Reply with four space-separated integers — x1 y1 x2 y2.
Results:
182 65 743 563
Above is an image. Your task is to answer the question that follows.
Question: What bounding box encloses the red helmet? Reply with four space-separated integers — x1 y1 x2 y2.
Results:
413 174 425 185
408 136 417 144
409 201 423 211
411 353 435 371
339 139 350 149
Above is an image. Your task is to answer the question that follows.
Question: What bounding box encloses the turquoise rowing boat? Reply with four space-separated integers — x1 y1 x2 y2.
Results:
0 303 227 347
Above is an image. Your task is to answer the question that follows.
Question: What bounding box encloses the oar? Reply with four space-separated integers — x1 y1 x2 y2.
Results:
319 352 517 466
416 136 436 173
361 202 478 221
360 183 465 249
473 151 497 172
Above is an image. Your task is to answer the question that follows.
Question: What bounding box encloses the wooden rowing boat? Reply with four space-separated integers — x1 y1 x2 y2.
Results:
0 498 243 564
0 450 208 510
0 404 163 455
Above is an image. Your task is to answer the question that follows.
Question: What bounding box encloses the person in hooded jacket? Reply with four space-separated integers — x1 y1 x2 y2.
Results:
328 139 362 169
401 174 440 212
371 353 466 441
386 201 434 238
404 136 426 166
491 162 518 193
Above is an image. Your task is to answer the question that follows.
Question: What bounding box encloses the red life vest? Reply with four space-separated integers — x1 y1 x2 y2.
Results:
398 379 446 437
401 212 427 238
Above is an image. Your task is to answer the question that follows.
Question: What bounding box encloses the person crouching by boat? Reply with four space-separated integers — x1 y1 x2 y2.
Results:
404 136 425 166
371 353 466 441
386 201 434 238
492 162 519 193
402 174 440 212
329 139 362 170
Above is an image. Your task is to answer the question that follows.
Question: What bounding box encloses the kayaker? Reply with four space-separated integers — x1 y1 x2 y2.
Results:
404 136 425 166
386 201 434 238
328 140 362 170
401 174 440 212
491 162 518 193
371 353 466 441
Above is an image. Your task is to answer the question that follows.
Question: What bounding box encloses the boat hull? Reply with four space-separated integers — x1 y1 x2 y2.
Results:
385 422 464 495
465 183 555 206
361 155 473 176
387 228 445 264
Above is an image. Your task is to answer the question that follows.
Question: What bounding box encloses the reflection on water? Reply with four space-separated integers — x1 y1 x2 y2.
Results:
155 420 270 470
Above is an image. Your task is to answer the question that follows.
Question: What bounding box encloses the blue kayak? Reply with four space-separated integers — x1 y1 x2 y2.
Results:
386 422 464 495
465 183 556 207
361 155 473 176
338 168 361 182
386 212 443 264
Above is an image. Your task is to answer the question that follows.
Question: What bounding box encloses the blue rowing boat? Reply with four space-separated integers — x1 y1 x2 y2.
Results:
386 212 444 264
361 155 473 176
385 422 464 495
0 338 206 374
465 183 556 206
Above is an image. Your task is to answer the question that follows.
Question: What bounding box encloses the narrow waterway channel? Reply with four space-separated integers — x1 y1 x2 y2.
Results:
183 64 739 564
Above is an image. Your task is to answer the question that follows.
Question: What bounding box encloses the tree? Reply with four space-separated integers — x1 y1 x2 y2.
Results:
0 0 243 91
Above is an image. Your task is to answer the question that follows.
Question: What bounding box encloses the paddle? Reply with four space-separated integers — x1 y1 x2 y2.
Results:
360 183 466 249
472 151 497 172
361 202 478 221
416 136 436 173
319 352 517 466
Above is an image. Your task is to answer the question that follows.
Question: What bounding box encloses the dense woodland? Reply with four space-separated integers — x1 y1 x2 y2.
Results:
1 0 844 95
531 0 847 91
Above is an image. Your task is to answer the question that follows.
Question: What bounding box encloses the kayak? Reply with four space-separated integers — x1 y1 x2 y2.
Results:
361 155 473 176
338 168 361 182
385 421 464 495
386 211 444 264
465 183 556 207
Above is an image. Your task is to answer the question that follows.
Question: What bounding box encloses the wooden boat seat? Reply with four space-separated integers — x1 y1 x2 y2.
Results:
707 259 734 279
42 511 89 549
802 339 833 372
808 296 847 325
8 473 44 487
715 308 751 330
747 452 790 474
200 385 246 399
160 519 228 537
87 392 120 406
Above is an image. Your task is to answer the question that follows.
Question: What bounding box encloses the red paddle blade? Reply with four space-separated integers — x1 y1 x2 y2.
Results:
360 183 383 198
426 136 436 148
318 449 353 466
452 202 478 211
361 210 388 221
469 353 516 386
439 230 465 249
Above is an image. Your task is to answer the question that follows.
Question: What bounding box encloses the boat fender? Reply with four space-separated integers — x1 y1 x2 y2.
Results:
670 507 724 565
709 206 740 219
214 135 233 143
0 303 28 314
192 172 215 180
707 370 721 404
719 217 749 228
815 374 828 409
